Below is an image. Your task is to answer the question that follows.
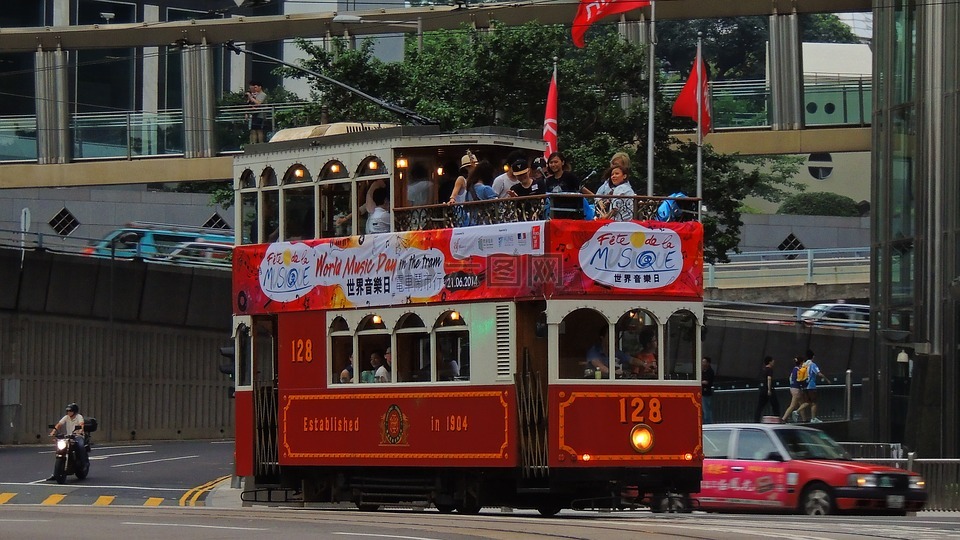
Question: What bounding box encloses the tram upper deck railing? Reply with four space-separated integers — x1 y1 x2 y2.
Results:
393 193 701 232
0 78 872 163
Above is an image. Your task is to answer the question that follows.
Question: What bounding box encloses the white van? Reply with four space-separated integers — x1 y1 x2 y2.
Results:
800 303 870 328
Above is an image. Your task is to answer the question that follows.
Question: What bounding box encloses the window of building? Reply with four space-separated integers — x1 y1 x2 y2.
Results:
48 207 80 236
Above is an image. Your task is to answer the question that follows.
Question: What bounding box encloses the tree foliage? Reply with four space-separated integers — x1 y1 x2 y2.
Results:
658 14 860 81
271 22 813 261
778 192 861 217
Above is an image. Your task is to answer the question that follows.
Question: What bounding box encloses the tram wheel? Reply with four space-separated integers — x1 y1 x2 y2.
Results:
537 504 563 517
357 503 381 512
650 492 691 513
435 503 456 514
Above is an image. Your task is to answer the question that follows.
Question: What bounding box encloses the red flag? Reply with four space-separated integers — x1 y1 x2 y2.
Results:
671 52 712 137
543 66 558 158
571 0 651 48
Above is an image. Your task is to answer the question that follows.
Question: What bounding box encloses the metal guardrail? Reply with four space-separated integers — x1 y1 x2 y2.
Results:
707 247 870 289
0 227 231 270
0 78 873 163
712 370 858 423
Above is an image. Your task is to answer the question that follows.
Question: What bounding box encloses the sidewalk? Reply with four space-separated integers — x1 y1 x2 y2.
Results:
205 476 244 508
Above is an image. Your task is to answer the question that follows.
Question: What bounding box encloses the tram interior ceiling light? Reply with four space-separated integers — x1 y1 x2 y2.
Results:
396 157 408 169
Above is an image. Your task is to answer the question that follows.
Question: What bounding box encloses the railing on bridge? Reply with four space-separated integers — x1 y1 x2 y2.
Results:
0 78 872 163
0 227 232 270
706 246 870 290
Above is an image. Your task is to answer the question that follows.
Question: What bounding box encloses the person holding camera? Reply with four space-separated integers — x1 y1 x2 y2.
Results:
245 81 267 144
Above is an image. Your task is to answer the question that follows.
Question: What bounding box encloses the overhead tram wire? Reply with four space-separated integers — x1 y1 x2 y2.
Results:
224 41 438 126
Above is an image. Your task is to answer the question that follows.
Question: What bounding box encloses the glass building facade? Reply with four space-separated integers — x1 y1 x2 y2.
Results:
872 0 960 456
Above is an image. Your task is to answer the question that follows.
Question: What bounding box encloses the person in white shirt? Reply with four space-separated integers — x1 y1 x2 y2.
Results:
594 165 636 221
47 402 87 480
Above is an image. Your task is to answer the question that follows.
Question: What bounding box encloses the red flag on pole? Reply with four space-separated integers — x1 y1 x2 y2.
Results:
543 66 558 158
671 51 712 138
571 0 651 48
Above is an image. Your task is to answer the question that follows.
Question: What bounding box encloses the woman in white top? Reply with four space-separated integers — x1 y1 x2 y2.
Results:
364 179 391 234
595 165 636 221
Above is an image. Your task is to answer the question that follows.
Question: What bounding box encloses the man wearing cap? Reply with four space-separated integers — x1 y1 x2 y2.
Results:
491 149 527 198
508 160 546 197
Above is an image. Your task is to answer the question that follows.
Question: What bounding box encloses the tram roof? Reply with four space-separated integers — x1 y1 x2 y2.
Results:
239 124 544 158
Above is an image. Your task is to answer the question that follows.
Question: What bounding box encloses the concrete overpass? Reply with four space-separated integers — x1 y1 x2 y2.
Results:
0 0 873 188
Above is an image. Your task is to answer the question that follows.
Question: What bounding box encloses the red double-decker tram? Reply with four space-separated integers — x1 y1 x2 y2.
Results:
229 123 705 514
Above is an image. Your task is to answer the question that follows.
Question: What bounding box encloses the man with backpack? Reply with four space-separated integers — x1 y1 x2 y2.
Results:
795 349 830 423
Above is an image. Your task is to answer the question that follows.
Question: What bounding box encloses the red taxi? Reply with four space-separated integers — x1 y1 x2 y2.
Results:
696 424 927 515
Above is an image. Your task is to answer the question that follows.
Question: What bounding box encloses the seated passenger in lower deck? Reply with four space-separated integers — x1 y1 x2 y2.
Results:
585 330 630 378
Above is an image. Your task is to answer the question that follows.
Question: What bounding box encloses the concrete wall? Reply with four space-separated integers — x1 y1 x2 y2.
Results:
737 213 870 252
0 247 233 444
0 185 234 243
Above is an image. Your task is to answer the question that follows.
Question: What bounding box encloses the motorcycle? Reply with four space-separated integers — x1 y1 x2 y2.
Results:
50 417 97 484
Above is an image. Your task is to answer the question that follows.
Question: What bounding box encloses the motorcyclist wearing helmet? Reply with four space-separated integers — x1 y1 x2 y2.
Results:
47 403 88 481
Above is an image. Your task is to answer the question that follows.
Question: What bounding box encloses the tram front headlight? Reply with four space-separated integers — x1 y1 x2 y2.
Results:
629 424 654 454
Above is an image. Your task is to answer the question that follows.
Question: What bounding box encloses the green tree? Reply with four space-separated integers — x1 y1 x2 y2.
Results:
778 192 861 216
658 14 860 81
277 23 803 261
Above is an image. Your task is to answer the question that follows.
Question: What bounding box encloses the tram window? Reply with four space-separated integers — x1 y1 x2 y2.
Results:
240 169 257 189
321 182 351 238
358 314 390 383
237 323 251 388
559 308 607 380
358 178 391 236
262 190 280 243
240 192 257 244
395 313 428 382
253 319 275 385
665 311 697 380
405 161 433 207
435 311 468 381
330 335 353 384
616 310 658 379
436 331 469 381
283 186 315 240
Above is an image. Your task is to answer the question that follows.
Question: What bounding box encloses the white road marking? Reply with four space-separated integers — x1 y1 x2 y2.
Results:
332 533 444 540
123 522 269 531
111 455 200 468
0 519 52 523
35 444 152 454
91 451 156 460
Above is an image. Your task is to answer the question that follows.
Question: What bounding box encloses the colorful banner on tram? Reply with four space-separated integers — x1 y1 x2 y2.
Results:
232 220 703 314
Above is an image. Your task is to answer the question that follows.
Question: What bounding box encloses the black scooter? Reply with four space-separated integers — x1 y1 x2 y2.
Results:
50 417 97 484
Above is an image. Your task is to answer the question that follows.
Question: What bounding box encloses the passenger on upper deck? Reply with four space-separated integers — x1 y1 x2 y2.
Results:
464 161 497 202
406 162 433 207
543 151 588 219
594 165 636 221
491 149 527 198
448 151 478 205
507 161 546 197
364 180 391 234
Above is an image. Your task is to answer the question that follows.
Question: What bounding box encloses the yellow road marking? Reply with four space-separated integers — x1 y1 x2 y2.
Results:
42 494 66 505
144 497 164 506
179 475 231 507
0 493 15 504
93 496 115 506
